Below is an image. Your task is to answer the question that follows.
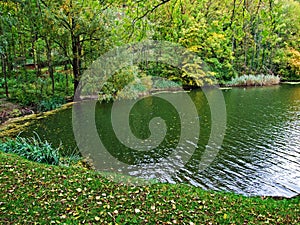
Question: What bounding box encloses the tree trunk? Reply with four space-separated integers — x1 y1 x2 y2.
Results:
1 54 9 98
31 34 39 95
46 39 55 95
243 0 248 73
64 61 69 95
72 34 82 98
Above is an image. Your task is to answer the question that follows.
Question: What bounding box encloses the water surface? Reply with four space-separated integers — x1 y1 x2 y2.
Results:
20 84 300 197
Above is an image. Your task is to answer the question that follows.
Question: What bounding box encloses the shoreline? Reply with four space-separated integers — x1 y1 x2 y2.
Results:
1 81 299 128
0 102 74 138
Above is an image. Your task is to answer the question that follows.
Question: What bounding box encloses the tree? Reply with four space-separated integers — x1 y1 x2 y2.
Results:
39 0 113 96
0 0 19 98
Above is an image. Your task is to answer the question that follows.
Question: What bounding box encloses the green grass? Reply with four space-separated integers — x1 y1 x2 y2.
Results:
0 152 299 224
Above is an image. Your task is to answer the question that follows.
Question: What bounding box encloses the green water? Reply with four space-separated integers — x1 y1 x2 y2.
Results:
20 84 300 197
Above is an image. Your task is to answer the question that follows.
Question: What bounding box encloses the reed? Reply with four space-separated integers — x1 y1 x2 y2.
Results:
228 74 280 87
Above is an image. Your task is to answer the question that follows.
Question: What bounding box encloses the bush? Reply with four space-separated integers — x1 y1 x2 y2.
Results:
10 89 39 106
99 68 152 102
37 96 66 112
153 78 181 89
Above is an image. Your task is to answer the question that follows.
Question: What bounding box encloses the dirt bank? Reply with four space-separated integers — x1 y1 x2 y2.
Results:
0 99 35 124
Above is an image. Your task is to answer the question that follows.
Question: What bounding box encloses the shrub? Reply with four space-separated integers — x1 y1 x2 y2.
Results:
37 96 66 112
152 78 181 89
10 89 39 106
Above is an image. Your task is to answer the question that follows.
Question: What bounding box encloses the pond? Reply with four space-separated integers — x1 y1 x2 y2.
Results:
19 84 300 197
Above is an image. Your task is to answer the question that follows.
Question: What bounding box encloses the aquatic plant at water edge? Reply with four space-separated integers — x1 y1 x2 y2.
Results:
0 133 80 166
0 135 60 165
228 74 280 86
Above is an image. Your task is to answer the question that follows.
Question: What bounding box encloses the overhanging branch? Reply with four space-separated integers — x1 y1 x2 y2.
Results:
128 0 172 39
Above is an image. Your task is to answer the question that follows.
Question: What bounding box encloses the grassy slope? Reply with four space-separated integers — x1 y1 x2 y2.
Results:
0 152 299 224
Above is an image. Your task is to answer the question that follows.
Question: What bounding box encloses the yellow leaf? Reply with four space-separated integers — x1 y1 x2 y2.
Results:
135 208 141 213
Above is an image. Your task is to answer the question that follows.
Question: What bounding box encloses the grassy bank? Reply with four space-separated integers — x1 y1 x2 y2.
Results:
0 152 299 224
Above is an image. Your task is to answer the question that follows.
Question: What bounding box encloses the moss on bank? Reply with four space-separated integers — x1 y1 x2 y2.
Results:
0 152 299 224
0 102 74 138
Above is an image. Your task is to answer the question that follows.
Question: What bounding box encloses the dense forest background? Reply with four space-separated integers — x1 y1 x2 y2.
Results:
0 0 300 107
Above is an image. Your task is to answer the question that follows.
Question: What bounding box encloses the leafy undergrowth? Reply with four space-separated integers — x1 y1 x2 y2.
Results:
0 152 299 224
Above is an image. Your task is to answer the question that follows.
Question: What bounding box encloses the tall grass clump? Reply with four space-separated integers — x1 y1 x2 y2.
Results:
228 74 280 87
0 133 80 166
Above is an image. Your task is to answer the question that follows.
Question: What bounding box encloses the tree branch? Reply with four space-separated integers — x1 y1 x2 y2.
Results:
128 0 172 39
132 0 171 24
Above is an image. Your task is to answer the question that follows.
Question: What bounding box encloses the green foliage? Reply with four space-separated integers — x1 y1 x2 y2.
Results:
1 0 300 103
140 62 183 83
0 78 5 88
0 135 61 165
281 48 300 80
59 147 82 167
145 0 300 83
99 67 137 102
99 66 145 102
37 96 66 112
116 76 153 100
179 19 234 82
11 89 39 106
1 69 70 109
152 78 181 89
0 134 80 166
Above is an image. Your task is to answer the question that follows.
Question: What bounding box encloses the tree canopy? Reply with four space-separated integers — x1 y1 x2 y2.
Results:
0 0 299 103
